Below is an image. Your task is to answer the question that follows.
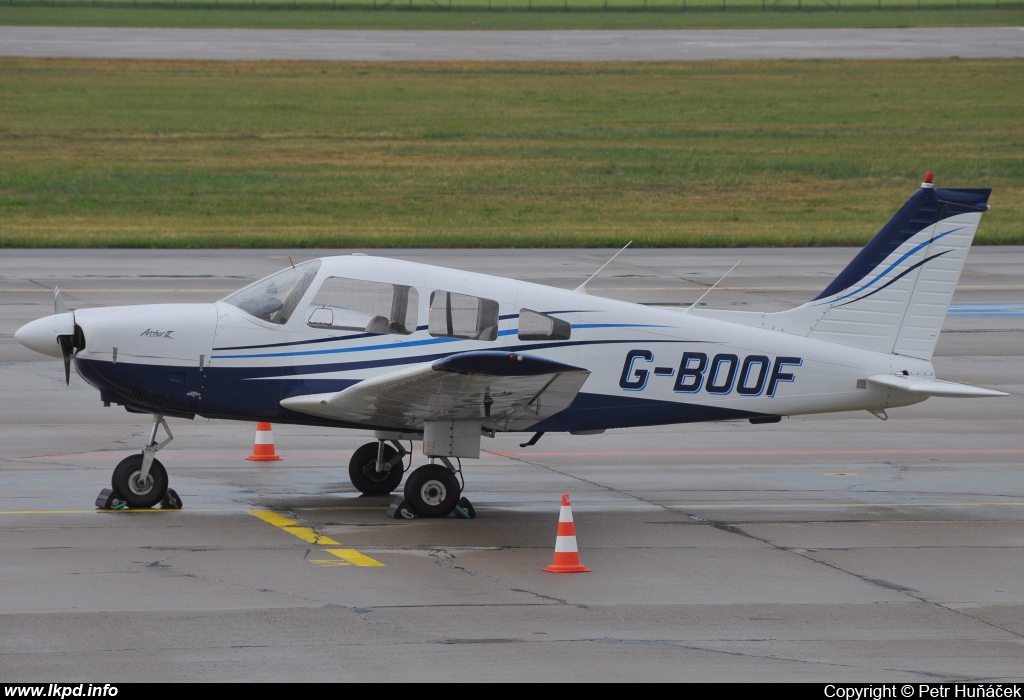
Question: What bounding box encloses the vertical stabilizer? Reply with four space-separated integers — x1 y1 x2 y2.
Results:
767 177 990 360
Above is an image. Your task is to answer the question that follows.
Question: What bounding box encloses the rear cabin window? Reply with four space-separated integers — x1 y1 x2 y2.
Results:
428 291 499 341
518 309 571 341
306 277 418 335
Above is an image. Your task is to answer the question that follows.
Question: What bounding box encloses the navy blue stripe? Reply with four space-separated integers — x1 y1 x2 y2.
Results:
528 392 765 432
216 330 379 352
218 337 700 381
77 356 765 432
833 250 951 308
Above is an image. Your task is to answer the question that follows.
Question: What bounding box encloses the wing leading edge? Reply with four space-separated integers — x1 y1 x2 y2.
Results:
280 350 591 432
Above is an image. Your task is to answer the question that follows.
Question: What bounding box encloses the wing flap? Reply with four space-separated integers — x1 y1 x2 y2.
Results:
867 374 1007 398
281 351 590 431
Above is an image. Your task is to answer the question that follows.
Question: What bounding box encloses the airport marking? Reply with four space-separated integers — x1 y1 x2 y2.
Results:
248 509 384 567
325 548 386 567
0 508 178 514
249 509 340 545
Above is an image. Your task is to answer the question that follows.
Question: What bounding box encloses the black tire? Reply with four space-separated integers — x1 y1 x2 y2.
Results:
403 464 460 518
348 442 404 495
111 454 168 509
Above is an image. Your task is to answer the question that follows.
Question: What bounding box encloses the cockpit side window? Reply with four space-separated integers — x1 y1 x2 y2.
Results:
305 277 418 335
222 260 322 325
518 309 571 341
428 291 499 341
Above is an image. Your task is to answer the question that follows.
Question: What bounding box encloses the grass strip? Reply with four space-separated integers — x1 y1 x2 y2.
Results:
1 58 1021 248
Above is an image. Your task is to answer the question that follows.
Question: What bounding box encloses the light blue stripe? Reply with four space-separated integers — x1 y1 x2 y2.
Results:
214 335 461 360
947 303 1024 318
213 322 667 359
816 227 960 306
574 323 669 329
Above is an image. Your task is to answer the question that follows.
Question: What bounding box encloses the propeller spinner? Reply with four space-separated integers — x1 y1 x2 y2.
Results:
14 288 82 385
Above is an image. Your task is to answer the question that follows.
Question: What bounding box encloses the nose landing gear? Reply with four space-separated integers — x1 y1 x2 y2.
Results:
96 415 182 510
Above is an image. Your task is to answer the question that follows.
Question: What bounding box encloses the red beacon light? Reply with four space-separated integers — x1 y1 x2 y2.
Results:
922 171 935 188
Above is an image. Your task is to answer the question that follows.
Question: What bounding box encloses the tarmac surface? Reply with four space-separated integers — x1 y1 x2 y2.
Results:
1 248 1022 682
1 26 1023 61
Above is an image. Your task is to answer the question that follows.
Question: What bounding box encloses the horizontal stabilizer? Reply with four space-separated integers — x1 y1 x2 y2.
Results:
281 351 590 431
867 374 1007 398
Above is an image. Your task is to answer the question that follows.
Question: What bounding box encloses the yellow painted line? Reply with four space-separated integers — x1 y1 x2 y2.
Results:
0 507 254 515
249 509 341 546
294 505 389 512
327 548 385 567
248 510 384 566
1 288 234 293
0 509 95 514
0 507 178 513
250 510 297 528
284 527 340 545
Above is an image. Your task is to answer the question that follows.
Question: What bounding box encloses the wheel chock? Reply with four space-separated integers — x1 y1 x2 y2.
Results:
95 488 128 511
95 488 116 510
387 498 417 520
454 497 476 519
160 488 183 510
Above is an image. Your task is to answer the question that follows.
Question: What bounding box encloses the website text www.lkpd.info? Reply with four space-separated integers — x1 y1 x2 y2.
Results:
5 686 118 698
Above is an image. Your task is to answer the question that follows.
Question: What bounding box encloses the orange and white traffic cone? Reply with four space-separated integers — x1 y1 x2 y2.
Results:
543 494 591 573
246 422 282 461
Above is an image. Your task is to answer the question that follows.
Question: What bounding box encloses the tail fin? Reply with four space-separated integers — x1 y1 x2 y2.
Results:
769 176 990 360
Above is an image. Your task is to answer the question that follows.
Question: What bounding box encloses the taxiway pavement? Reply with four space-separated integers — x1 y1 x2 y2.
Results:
1 249 1022 681
1 26 1023 61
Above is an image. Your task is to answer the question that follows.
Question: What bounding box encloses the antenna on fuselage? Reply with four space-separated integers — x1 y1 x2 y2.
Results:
288 256 296 269
574 242 632 294
683 261 740 314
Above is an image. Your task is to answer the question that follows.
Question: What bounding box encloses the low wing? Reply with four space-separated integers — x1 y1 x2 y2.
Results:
867 374 1007 398
280 351 590 432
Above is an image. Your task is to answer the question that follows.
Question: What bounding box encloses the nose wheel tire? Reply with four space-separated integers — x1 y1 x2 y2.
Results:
348 442 404 495
403 464 461 518
112 454 168 509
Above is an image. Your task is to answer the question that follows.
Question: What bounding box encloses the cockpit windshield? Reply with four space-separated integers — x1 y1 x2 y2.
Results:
222 259 322 324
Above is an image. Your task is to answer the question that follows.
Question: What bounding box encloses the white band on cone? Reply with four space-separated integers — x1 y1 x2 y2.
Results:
554 536 578 553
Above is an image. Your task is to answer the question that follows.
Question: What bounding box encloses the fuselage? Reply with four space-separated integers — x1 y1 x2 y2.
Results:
48 255 927 434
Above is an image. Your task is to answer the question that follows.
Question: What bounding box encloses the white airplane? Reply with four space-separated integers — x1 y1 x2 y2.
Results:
15 174 1006 517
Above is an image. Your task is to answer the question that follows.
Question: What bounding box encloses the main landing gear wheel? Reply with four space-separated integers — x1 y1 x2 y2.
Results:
111 454 168 509
403 464 461 518
349 442 404 495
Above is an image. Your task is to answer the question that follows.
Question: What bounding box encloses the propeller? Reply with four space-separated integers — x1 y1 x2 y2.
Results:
54 287 66 315
57 334 73 386
53 288 79 386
